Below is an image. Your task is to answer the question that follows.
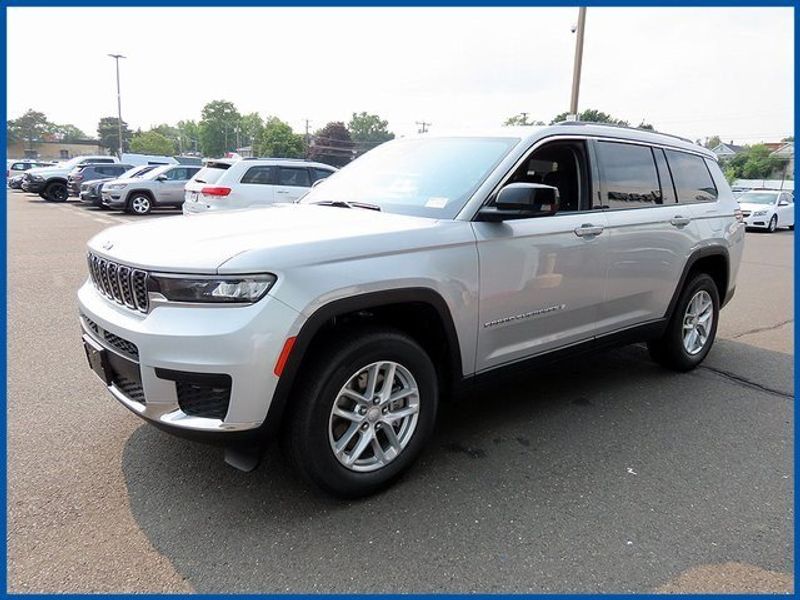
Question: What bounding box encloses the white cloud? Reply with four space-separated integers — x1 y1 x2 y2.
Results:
7 6 793 144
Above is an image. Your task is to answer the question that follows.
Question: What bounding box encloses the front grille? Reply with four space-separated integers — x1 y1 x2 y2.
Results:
88 253 149 313
103 330 139 360
176 380 231 420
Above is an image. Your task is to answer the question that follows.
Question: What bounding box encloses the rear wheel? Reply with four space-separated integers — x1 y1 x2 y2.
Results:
285 328 438 498
127 193 152 215
44 181 68 202
648 273 719 372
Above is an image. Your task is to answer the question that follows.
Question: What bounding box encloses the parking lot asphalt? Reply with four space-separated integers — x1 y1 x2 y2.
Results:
7 191 794 593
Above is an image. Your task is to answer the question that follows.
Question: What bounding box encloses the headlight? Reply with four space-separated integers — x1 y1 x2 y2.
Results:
753 210 768 216
148 274 276 303
31 174 44 181
107 183 127 190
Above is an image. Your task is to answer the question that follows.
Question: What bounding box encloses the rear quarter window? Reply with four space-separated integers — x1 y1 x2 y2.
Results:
664 150 718 204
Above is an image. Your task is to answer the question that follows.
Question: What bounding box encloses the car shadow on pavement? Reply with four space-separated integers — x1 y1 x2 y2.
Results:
121 341 793 593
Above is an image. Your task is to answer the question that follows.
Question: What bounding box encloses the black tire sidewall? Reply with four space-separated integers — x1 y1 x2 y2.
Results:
769 215 777 232
46 182 67 202
291 331 438 497
666 273 720 369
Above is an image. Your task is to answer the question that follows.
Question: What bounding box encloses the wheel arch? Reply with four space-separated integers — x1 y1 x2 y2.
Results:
264 287 463 438
666 246 730 320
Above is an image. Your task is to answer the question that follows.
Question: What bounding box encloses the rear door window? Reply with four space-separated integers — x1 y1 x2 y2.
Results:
596 141 662 209
241 166 276 185
664 150 718 204
278 167 311 187
311 167 335 183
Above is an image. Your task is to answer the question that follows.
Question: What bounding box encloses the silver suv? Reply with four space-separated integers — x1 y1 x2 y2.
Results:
78 123 744 497
101 164 201 215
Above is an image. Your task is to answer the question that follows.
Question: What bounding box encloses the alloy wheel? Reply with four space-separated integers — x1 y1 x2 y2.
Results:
328 360 420 473
131 196 151 215
682 290 714 355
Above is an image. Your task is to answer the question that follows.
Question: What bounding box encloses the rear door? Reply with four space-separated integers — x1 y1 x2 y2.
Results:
595 140 703 332
235 165 276 208
273 166 312 202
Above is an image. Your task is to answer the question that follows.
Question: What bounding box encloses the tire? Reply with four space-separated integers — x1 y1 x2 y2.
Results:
647 273 719 372
126 193 152 215
789 224 794 231
44 181 68 202
768 215 778 233
285 328 438 498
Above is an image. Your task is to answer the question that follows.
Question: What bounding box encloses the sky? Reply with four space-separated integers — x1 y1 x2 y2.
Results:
7 7 794 145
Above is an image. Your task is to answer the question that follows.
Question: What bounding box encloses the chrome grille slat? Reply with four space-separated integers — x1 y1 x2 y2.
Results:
87 253 149 313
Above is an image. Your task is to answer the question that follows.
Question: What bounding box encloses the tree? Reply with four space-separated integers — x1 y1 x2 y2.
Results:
549 109 629 126
52 124 87 142
347 112 395 150
782 136 794 142
258 117 304 158
725 144 783 180
240 113 265 152
637 122 655 131
198 100 241 157
176 120 200 154
503 113 545 126
705 135 722 149
129 130 175 155
309 122 353 167
97 116 132 155
8 109 52 148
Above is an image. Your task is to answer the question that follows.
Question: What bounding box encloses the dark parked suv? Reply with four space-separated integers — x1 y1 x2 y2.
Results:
68 163 133 197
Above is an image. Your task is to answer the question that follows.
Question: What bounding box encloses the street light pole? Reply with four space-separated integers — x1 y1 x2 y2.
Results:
569 7 587 119
108 54 126 157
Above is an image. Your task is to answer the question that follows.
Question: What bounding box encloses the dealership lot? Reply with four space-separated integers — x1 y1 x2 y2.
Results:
7 192 794 592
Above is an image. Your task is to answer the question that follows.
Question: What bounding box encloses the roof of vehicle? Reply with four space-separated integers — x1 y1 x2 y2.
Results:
412 123 716 160
204 158 337 170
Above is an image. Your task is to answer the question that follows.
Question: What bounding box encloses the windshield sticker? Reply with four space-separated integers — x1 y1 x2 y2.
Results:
425 197 449 209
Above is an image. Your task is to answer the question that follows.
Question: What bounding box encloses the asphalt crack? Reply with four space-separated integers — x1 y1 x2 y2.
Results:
698 364 793 400
730 319 794 340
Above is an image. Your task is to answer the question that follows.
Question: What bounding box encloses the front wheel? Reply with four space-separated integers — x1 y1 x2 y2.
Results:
648 273 719 371
285 329 438 498
768 215 778 233
44 181 68 202
127 193 152 215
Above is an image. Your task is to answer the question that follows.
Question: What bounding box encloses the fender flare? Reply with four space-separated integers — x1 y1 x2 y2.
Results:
263 287 463 437
665 246 730 321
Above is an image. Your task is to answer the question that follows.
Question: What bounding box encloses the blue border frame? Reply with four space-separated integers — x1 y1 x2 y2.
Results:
2 1 796 597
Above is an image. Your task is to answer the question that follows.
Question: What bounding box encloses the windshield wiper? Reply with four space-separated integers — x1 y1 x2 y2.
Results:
311 200 381 211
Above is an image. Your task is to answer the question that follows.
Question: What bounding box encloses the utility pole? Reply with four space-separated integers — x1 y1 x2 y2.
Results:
108 54 126 157
416 121 431 134
304 119 311 158
568 7 587 119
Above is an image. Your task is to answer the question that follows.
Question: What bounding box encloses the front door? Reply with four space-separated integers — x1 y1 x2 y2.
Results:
473 139 609 371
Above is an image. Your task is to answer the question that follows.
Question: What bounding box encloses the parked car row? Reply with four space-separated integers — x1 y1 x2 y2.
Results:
11 154 338 216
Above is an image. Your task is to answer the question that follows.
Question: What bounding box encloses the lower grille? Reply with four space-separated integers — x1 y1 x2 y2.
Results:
113 371 145 404
103 330 139 360
176 380 232 420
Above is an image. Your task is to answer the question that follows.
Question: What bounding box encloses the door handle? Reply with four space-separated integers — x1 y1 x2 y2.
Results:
670 215 691 227
574 224 604 237
276 190 289 194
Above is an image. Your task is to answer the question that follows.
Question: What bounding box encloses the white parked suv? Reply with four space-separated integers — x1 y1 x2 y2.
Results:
78 124 744 497
183 158 336 214
737 190 795 232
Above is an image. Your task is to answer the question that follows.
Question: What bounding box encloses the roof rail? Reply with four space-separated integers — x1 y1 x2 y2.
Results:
553 121 695 145
242 156 310 162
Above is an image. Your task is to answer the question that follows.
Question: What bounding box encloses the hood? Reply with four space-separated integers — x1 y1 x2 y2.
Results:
26 166 68 177
738 202 774 212
87 203 468 273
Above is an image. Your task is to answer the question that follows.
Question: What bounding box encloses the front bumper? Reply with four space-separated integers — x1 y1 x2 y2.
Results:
101 190 126 208
78 280 303 435
742 212 771 228
22 180 44 193
79 190 102 205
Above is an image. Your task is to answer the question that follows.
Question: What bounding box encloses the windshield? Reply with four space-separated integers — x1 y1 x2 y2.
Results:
141 165 171 179
300 137 518 218
739 192 779 205
121 165 154 179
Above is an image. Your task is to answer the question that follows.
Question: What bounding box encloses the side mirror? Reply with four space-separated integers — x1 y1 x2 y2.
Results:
778 200 790 206
478 183 559 222
156 174 168 181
